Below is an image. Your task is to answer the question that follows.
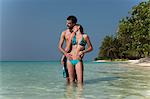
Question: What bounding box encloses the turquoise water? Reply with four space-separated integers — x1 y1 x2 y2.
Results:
0 61 150 99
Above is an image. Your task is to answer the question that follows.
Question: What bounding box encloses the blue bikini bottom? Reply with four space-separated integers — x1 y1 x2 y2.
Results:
70 60 80 65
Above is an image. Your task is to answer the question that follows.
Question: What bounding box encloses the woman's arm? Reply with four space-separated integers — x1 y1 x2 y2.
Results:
79 34 93 56
83 35 93 53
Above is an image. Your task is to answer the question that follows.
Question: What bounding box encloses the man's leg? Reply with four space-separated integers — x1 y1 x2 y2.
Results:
63 56 69 82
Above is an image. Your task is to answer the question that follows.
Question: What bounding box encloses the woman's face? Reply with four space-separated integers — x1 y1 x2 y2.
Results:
73 25 80 33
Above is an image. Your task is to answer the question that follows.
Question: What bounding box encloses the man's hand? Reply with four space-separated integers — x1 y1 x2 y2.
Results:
78 51 85 60
78 51 84 56
61 56 65 65
65 53 73 60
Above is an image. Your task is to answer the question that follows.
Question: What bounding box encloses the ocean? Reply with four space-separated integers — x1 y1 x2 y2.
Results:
0 61 150 99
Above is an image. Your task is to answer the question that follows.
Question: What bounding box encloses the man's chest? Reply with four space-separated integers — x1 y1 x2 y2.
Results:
65 32 72 41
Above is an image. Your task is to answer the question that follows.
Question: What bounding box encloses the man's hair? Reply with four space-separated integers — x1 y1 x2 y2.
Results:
67 16 77 24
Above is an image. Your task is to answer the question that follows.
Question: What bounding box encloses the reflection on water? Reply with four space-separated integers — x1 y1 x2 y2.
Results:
110 65 150 99
0 62 150 99
65 83 83 99
85 76 120 84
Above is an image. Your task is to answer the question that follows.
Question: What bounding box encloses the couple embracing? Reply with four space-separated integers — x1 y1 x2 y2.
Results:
58 16 93 84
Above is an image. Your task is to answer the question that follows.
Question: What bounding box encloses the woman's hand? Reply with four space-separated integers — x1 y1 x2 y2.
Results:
73 25 80 33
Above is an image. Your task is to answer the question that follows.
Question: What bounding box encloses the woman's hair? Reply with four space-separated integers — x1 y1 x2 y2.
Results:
76 24 84 34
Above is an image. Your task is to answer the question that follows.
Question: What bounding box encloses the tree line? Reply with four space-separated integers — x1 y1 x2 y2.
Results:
96 0 150 60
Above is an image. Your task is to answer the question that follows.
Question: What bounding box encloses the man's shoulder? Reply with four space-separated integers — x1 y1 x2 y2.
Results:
61 29 68 35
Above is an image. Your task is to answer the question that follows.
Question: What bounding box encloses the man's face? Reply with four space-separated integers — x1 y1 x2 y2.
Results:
66 20 75 29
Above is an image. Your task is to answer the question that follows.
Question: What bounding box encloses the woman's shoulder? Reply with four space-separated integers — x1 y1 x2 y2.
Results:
83 33 88 38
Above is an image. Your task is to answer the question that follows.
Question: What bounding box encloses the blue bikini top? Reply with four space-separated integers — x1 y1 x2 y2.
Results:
72 34 87 46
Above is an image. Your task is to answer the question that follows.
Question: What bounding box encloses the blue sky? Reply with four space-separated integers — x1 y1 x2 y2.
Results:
0 0 146 61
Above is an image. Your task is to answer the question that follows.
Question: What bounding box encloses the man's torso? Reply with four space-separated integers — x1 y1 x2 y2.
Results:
64 29 72 48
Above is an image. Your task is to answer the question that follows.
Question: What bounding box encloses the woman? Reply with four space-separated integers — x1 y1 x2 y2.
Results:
66 24 93 84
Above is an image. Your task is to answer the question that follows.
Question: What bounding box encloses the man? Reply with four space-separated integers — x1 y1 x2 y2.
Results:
58 15 78 82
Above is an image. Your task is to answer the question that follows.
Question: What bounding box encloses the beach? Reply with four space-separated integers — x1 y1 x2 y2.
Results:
128 57 150 67
95 57 150 67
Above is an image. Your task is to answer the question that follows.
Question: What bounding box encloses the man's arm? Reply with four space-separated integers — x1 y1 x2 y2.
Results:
65 25 80 52
60 54 65 64
58 31 67 55
58 31 73 60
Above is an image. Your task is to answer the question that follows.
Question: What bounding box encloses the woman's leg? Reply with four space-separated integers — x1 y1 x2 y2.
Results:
67 60 75 83
75 61 83 84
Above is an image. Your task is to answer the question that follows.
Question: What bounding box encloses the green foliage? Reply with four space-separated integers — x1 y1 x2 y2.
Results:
94 57 112 61
97 0 150 60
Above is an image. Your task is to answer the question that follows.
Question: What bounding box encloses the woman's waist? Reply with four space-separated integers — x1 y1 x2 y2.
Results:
69 50 80 55
69 56 81 60
69 51 82 60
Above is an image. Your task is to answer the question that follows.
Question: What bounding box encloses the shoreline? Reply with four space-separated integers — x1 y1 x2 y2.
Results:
128 59 150 67
94 58 150 67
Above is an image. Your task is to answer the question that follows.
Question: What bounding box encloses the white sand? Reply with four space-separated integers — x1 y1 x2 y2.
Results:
128 59 150 66
93 60 111 62
128 60 140 64
94 59 150 66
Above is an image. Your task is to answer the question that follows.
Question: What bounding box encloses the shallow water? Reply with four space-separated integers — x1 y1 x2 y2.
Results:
0 61 150 99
